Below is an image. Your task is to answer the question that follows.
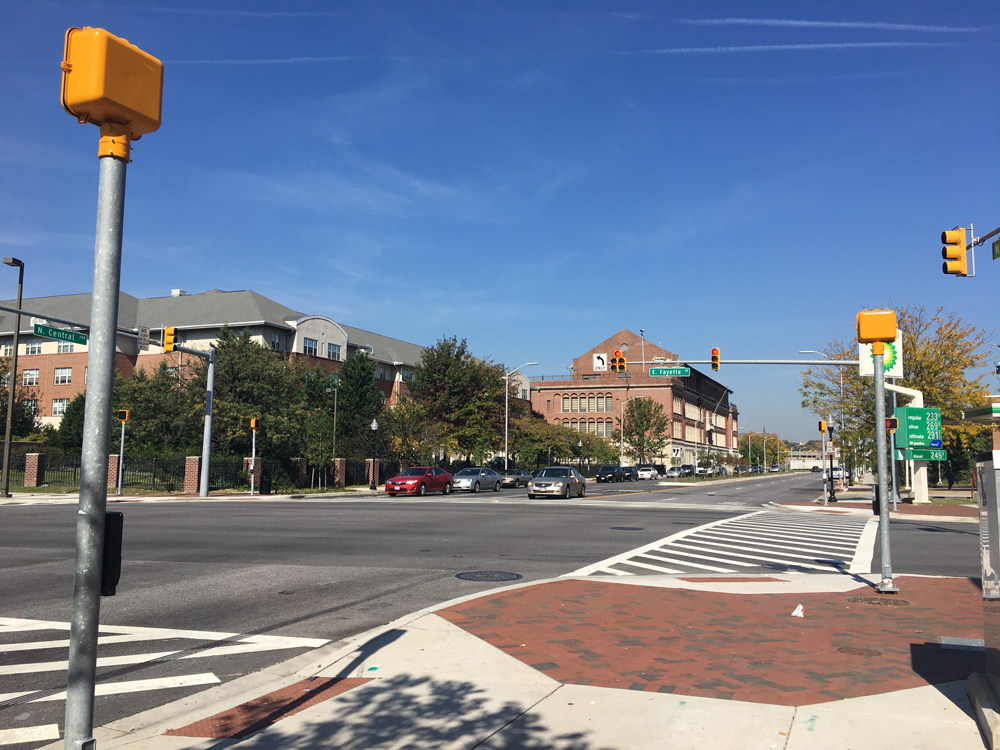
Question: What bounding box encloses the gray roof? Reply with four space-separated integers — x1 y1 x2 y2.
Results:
0 292 140 335
341 324 426 368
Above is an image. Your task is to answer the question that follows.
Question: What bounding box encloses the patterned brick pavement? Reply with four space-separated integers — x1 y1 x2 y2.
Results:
438 576 983 706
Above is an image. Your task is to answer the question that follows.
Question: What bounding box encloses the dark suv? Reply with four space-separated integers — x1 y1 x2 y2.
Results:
596 465 625 483
623 465 639 481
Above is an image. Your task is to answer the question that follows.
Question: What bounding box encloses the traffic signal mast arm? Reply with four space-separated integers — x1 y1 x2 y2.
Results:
676 358 858 365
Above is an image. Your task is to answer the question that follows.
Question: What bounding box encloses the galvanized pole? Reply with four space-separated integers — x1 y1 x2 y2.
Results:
250 427 256 496
116 420 125 495
889 381 899 511
2 259 23 498
199 348 215 498
504 372 509 471
873 347 898 593
65 151 128 750
822 430 828 506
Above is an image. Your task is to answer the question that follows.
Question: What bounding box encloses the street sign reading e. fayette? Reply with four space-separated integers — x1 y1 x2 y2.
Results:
33 323 87 346
649 366 690 377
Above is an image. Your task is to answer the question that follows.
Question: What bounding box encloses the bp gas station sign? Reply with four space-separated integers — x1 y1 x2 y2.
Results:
894 406 942 449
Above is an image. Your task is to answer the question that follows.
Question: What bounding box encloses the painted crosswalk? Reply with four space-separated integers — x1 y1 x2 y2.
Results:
569 510 877 577
0 617 327 746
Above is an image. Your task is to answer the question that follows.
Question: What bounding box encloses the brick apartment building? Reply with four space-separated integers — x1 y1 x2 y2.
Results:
530 329 739 467
0 289 426 427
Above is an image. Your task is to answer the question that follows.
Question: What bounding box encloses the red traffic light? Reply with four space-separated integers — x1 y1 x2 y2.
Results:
614 350 622 358
711 348 720 357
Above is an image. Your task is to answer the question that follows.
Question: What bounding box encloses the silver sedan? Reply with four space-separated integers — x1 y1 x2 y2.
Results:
527 466 586 499
452 467 502 493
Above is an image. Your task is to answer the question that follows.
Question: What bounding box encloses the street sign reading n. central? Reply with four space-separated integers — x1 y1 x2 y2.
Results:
649 366 690 377
33 323 87 346
894 407 942 448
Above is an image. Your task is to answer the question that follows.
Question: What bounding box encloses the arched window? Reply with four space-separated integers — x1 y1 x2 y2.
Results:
588 420 596 433
562 396 569 412
606 419 614 434
571 396 579 412
597 421 605 437
588 395 595 412
571 420 578 431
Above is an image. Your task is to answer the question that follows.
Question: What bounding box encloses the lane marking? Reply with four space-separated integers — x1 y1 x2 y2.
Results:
0 673 220 703
850 517 879 574
668 541 844 570
0 725 60 744
639 552 735 572
697 530 858 554
617 559 684 574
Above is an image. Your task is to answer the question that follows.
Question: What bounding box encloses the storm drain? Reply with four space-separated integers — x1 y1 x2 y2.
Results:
847 597 910 606
610 527 644 531
455 571 523 582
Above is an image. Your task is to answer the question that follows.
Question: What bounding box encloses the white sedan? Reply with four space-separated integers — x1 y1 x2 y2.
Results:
637 467 658 480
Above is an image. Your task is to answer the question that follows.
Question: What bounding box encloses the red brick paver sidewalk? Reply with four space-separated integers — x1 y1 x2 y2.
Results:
439 576 983 707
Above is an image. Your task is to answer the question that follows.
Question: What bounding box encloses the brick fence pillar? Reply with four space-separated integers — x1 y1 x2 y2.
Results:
366 458 380 487
24 453 45 488
107 455 119 489
243 457 262 490
184 456 202 494
332 458 346 488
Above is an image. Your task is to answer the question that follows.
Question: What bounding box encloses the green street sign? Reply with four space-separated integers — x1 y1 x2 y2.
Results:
898 448 947 462
894 407 942 448
649 366 691 377
33 323 87 346
993 237 1000 261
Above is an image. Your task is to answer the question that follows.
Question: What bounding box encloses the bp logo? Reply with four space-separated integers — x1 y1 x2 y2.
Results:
860 337 903 378
868 341 898 373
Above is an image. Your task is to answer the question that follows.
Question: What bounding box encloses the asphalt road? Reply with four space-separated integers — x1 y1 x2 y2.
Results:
0 472 978 744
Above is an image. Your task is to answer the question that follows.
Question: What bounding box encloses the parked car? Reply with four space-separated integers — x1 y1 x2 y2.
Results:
624 465 639 481
714 466 728 476
664 467 684 478
487 457 508 472
501 468 531 488
527 466 586 498
810 466 822 473
679 464 696 477
596 465 625 483
452 467 502 493
734 465 748 475
695 466 711 476
769 464 781 473
637 466 658 480
385 466 453 496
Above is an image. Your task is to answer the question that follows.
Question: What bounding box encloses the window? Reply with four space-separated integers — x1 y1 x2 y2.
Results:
588 420 595 433
674 421 683 438
571 397 578 412
270 333 282 351
54 367 72 385
24 399 36 415
597 421 604 437
606 419 614 434
327 343 341 361
24 339 41 355
588 395 595 412
579 396 587 413
546 400 551 412
52 398 70 416
674 397 683 415
303 338 318 356
401 368 412 382
597 396 604 412
379 366 387 380
571 420 578 431
521 389 528 399
57 341 74 353
22 369 38 386
1 343 11 356
562 396 569 412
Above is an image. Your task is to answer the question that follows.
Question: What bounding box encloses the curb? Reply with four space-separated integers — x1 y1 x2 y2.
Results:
769 501 977 524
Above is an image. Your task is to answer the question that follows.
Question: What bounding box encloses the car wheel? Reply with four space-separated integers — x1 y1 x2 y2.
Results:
494 481 501 492
563 484 570 499
579 484 586 497
473 482 480 493
418 484 426 496
527 493 535 499
442 483 451 495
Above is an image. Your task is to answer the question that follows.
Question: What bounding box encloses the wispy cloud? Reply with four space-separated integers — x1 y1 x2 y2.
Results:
680 18 984 33
624 42 953 55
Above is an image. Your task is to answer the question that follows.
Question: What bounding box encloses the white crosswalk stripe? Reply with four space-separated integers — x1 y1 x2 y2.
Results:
568 510 875 577
0 617 328 746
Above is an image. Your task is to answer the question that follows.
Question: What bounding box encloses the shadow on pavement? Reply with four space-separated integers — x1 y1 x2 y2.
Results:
233 673 612 750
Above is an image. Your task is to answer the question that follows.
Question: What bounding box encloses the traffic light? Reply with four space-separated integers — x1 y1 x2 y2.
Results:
886 417 898 432
941 228 968 276
818 420 827 434
610 350 627 373
250 418 259 432
711 348 720 371
117 409 129 423
163 326 176 352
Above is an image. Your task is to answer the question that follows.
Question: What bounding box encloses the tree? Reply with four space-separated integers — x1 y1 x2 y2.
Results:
614 397 670 464
336 349 383 457
112 362 197 457
0 357 38 439
54 393 86 457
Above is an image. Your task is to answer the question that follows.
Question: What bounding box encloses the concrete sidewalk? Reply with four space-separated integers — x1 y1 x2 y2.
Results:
48 572 988 750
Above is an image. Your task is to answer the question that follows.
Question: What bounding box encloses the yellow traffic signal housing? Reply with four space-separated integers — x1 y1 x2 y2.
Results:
711 348 720 371
886 417 898 432
250 418 259 432
619 355 627 372
117 409 129 423
941 228 968 276
163 326 177 352
818 420 827 434
610 350 623 373
855 309 897 344
61 27 163 139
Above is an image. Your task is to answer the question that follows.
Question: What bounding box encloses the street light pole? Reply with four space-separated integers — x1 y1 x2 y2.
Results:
2 257 23 498
370 418 379 491
504 362 537 471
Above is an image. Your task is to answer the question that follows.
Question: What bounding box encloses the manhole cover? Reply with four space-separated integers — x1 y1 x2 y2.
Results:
847 597 910 606
455 571 523 582
610 527 644 531
838 647 882 657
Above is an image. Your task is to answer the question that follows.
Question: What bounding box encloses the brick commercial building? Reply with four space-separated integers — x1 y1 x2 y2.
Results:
0 289 426 427
530 329 739 467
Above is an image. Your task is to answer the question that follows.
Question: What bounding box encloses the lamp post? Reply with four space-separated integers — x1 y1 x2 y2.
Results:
2 257 23 498
369 418 378 491
578 439 582 471
504 362 537 471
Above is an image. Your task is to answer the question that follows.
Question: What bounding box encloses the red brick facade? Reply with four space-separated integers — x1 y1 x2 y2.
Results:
531 330 738 466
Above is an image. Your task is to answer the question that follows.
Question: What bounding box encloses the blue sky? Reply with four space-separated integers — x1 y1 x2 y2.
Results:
2 1 997 441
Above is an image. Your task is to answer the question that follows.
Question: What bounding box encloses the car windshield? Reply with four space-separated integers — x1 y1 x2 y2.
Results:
398 468 426 476
538 468 570 477
599 466 616 472
455 468 479 476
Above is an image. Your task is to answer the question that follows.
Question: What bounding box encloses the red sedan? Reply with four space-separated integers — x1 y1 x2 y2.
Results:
385 466 453 496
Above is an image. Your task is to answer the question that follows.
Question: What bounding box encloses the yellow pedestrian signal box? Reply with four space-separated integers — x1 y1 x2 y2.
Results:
250 418 259 432
855 309 897 344
610 350 627 373
711 348 720 371
818 420 827 434
163 326 177 352
61 27 163 139
941 228 967 276
117 409 129 423
886 417 898 432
